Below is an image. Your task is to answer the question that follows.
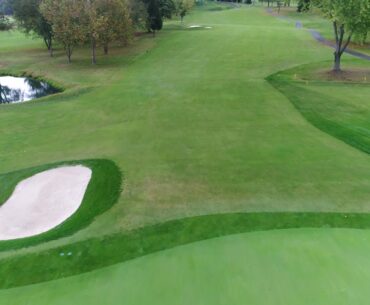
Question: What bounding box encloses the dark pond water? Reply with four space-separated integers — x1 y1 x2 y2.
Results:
0 76 60 104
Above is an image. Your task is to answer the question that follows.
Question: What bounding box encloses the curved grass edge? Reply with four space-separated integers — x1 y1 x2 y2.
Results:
266 62 370 155
0 159 122 252
1 211 370 289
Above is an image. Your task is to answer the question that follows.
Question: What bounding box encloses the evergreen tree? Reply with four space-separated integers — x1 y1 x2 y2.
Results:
297 0 310 12
147 0 163 36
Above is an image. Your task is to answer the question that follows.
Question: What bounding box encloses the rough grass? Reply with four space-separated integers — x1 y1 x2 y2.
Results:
268 61 370 154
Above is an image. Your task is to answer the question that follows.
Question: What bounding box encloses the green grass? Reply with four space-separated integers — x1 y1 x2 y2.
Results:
268 61 370 154
0 2 370 300
3 228 370 305
275 7 370 56
3 212 370 289
0 30 42 53
1 5 369 244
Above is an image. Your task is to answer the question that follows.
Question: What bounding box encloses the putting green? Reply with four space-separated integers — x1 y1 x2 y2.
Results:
2 228 370 305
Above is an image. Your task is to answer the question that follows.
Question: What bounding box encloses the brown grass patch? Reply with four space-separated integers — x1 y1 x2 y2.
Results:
293 67 370 84
319 68 370 83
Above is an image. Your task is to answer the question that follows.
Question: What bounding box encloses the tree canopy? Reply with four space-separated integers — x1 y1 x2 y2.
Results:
8 0 193 64
40 0 85 63
146 0 163 35
13 0 54 54
174 0 194 22
41 0 132 64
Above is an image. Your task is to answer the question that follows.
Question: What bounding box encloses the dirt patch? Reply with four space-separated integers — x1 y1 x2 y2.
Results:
292 67 370 83
318 69 370 83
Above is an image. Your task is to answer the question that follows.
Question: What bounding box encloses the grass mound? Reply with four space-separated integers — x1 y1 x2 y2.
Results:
267 61 370 154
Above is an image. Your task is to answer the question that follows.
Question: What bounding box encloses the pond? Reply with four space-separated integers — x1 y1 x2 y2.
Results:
0 76 60 104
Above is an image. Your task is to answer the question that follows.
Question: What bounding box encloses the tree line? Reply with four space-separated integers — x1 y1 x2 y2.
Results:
5 0 194 64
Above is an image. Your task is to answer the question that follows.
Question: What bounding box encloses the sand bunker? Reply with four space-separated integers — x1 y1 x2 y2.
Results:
188 25 213 29
0 165 92 241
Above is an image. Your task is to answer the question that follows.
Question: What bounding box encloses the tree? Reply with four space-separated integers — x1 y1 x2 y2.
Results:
99 0 132 55
143 0 177 35
315 0 370 72
128 0 148 30
84 0 132 64
159 0 176 19
84 0 107 64
353 1 370 45
297 0 310 12
0 13 13 31
174 0 194 22
40 0 85 63
12 0 54 55
147 0 163 36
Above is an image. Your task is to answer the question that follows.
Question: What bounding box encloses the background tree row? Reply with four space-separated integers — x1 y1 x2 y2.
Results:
8 0 194 63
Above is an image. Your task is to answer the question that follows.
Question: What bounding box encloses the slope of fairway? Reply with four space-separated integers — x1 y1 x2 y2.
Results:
2 228 370 305
1 3 370 271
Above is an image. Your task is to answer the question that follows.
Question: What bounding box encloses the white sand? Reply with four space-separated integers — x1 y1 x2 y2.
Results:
0 165 92 241
188 25 212 29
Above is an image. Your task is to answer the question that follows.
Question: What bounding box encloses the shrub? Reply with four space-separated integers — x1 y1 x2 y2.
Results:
0 14 13 31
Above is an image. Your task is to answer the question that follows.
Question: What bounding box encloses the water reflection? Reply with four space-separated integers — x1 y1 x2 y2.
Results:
0 76 59 104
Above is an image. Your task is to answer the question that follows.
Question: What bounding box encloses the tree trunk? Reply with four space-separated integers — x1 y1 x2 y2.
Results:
48 40 53 57
332 21 352 73
104 44 109 55
66 45 72 63
44 37 53 57
333 52 341 72
91 39 97 65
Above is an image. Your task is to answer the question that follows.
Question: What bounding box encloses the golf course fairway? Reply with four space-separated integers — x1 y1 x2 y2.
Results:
2 228 370 305
1 1 370 304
